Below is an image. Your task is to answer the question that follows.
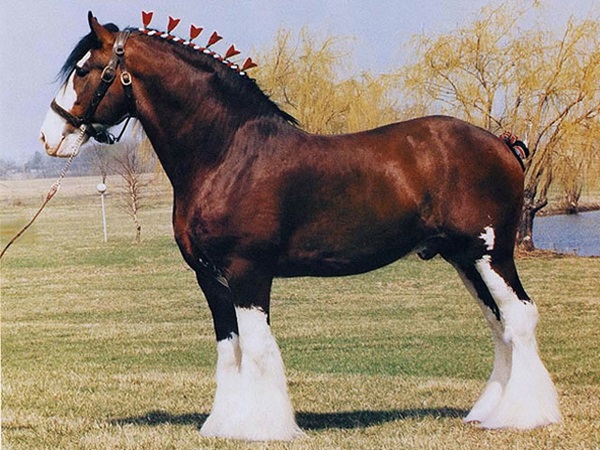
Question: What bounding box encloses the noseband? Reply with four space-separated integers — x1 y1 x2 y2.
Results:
51 31 135 144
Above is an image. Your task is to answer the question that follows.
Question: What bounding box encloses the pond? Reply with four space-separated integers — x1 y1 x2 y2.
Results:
533 210 600 257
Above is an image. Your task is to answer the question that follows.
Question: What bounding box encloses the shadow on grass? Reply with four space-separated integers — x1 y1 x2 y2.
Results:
298 407 467 430
111 407 467 431
111 410 208 427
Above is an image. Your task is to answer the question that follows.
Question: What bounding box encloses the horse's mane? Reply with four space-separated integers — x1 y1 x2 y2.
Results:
58 23 120 83
59 23 298 126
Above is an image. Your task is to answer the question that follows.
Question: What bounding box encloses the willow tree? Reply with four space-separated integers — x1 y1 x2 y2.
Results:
401 1 600 250
254 28 400 134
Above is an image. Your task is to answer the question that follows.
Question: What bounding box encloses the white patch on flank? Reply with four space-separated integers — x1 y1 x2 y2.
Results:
479 226 495 251
200 307 304 441
463 256 561 429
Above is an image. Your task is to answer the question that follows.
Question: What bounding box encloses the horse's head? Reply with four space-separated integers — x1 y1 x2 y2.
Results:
40 12 135 157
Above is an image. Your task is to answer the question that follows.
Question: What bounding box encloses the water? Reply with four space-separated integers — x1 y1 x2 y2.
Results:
533 210 600 256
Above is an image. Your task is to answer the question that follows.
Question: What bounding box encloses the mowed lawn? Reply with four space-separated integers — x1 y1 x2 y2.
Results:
1 176 599 449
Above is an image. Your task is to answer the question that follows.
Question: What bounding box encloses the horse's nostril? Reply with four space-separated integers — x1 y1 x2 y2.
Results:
40 132 46 143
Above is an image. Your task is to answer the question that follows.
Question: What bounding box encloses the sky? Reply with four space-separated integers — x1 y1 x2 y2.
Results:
0 0 598 163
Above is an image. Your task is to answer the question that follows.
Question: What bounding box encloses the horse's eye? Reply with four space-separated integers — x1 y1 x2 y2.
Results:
75 66 89 77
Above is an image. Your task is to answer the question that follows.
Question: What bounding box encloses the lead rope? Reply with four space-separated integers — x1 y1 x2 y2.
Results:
0 126 87 261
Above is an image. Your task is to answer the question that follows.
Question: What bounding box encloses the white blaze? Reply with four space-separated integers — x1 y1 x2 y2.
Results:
40 52 91 157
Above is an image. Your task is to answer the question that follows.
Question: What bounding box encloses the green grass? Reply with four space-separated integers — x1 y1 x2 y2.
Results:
2 176 599 449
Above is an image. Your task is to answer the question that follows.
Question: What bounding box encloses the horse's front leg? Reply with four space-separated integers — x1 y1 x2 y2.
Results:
198 259 304 441
192 267 241 438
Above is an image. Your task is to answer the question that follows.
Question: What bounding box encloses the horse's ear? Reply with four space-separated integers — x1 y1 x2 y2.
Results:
88 11 115 48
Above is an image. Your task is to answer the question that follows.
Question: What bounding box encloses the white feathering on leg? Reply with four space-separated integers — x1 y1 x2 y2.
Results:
472 256 561 429
200 308 304 441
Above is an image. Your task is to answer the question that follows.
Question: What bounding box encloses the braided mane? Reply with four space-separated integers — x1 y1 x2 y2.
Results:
59 12 298 125
138 24 298 125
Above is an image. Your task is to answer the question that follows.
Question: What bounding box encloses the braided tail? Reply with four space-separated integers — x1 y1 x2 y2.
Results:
499 131 529 171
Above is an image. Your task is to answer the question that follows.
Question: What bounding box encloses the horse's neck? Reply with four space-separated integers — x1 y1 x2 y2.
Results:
130 41 246 189
137 97 232 188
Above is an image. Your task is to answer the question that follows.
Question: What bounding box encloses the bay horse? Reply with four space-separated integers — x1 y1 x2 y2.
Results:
40 13 560 441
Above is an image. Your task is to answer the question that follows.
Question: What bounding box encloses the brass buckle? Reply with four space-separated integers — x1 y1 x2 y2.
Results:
101 66 116 83
120 71 132 86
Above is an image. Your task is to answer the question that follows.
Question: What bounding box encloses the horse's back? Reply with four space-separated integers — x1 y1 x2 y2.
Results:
300 114 525 230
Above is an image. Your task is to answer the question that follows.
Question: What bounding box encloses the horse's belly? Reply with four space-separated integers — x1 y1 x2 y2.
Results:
275 231 421 277
275 188 428 277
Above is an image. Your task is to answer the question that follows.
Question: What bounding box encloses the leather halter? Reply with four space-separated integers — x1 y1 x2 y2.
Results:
51 31 135 144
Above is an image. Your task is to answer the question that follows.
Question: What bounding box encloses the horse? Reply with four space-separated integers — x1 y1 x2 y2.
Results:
40 12 561 441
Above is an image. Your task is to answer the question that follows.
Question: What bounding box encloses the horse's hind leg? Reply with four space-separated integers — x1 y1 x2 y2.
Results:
447 230 560 429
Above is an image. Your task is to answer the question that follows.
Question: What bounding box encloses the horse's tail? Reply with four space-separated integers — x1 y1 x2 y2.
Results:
499 131 529 171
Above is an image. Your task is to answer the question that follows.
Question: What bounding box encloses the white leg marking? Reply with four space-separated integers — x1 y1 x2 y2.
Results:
471 256 561 429
200 308 304 441
457 271 511 424
200 333 242 436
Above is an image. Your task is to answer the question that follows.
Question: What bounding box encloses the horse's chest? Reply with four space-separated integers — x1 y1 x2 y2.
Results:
174 188 280 255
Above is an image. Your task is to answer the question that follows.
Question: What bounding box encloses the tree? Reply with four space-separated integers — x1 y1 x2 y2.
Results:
0 158 19 178
552 81 600 214
400 1 600 250
107 125 155 244
112 144 148 243
254 28 400 134
23 151 48 177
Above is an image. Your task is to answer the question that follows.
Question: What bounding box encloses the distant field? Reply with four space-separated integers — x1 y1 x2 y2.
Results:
2 176 599 449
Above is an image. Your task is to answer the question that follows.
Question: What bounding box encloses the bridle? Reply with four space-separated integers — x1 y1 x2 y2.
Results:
51 31 135 144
